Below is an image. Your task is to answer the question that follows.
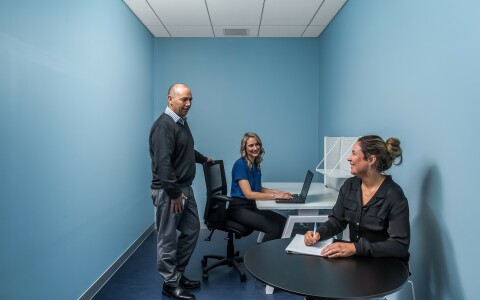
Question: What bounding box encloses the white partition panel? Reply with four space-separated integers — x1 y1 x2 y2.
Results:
316 136 358 191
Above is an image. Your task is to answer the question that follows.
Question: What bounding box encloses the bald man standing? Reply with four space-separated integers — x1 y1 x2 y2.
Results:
149 83 212 300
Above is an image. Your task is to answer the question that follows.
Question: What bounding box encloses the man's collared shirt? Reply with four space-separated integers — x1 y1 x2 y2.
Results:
165 106 186 125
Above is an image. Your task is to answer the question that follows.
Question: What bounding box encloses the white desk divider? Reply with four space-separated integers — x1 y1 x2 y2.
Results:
316 136 358 191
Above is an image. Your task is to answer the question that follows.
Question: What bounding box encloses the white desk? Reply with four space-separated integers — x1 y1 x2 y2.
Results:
256 182 338 240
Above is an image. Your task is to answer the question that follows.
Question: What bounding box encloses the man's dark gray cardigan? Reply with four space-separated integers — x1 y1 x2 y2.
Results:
149 113 207 199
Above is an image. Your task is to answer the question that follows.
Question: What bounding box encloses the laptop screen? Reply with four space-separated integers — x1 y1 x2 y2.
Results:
300 170 314 198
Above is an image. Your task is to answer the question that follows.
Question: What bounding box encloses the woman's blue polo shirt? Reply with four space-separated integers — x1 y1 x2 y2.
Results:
230 157 261 199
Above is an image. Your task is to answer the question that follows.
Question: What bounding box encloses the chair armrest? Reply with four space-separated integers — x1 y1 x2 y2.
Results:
211 195 241 203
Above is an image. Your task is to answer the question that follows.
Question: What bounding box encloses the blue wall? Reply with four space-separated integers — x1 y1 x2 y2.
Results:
0 1 154 299
154 38 322 217
2 0 478 299
317 0 479 299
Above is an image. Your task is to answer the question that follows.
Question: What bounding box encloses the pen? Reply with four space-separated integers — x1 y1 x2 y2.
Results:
313 222 317 236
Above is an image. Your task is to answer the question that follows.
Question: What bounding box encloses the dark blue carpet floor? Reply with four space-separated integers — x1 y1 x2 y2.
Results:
92 228 305 300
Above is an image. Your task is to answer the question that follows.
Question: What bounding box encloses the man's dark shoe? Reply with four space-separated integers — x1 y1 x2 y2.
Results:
162 284 195 300
179 276 201 289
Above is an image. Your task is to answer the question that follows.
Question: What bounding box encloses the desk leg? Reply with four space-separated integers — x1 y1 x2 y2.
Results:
281 218 296 239
257 232 265 243
265 285 274 294
342 225 350 241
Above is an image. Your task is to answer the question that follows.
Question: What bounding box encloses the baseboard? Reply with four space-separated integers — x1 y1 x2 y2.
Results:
78 222 155 300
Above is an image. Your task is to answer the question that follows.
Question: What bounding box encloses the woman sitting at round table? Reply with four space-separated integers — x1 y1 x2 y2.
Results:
304 135 410 267
227 132 293 242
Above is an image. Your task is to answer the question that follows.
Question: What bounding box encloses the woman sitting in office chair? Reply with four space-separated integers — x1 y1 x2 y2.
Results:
304 135 410 266
227 132 293 242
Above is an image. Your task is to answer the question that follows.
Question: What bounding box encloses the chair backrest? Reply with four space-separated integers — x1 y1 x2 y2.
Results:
203 160 228 230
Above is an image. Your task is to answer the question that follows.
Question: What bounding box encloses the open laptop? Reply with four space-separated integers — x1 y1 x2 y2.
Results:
275 170 314 204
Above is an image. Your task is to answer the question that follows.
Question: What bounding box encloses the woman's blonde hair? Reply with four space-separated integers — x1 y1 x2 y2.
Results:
240 132 265 169
357 135 403 172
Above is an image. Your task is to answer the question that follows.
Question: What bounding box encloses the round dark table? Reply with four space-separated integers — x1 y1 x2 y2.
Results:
244 238 409 299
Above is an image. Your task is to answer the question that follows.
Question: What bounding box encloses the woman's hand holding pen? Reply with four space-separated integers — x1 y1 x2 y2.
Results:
304 230 320 246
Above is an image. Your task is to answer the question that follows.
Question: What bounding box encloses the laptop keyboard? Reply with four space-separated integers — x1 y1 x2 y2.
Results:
291 194 301 201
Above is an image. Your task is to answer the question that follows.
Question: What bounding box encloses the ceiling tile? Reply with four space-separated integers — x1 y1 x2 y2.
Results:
310 0 347 26
167 26 214 37
213 26 259 37
123 0 162 26
123 0 348 38
259 26 306 37
261 0 324 26
147 0 211 26
207 0 264 26
147 25 170 37
303 25 326 37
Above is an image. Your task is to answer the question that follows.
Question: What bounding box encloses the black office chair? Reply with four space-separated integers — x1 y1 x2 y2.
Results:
201 160 253 282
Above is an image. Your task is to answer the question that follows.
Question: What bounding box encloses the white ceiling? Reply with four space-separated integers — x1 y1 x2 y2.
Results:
123 0 348 38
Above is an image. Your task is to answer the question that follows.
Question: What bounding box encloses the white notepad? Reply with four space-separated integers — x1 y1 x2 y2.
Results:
285 234 333 256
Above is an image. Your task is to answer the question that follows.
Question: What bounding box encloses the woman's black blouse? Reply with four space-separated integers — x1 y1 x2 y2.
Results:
318 175 410 262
